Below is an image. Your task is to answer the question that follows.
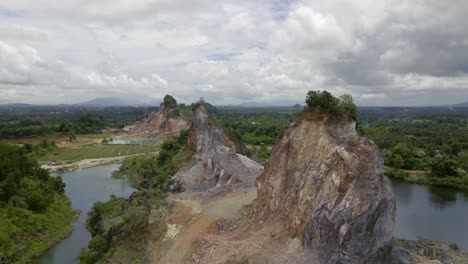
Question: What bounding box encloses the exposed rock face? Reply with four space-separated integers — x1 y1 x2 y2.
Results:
255 113 395 263
88 191 166 263
124 103 189 138
181 104 262 190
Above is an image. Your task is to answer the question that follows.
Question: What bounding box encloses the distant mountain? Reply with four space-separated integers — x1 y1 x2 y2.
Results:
453 101 468 107
80 97 159 107
235 101 274 107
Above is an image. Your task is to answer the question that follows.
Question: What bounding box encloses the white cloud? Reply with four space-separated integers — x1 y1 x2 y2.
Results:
0 41 168 103
0 0 467 105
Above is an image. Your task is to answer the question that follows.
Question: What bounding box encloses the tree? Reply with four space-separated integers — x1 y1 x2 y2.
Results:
293 104 303 112
430 155 462 178
69 132 77 142
444 140 462 156
163 95 178 108
393 154 404 169
339 94 358 120
0 143 66 212
305 90 357 120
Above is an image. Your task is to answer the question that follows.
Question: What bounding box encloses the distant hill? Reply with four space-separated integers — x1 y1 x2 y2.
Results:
236 102 274 107
453 101 468 107
80 97 159 107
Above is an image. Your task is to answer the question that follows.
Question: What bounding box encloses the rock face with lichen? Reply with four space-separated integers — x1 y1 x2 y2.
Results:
124 102 189 138
255 112 395 263
180 103 262 190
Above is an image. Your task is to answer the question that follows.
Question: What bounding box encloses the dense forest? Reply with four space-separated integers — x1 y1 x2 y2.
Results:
359 107 468 189
0 144 76 263
0 105 158 137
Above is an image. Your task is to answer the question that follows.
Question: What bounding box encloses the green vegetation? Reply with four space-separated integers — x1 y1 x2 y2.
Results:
0 104 158 138
22 140 58 158
305 90 357 120
163 94 178 108
80 132 191 263
449 243 460 251
384 168 410 180
78 235 108 264
79 191 166 264
39 143 160 163
212 109 291 159
0 143 76 263
2 95 468 190
112 130 191 189
360 107 468 190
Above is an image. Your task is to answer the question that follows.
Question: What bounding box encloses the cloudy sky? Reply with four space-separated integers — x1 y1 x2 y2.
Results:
1 0 468 106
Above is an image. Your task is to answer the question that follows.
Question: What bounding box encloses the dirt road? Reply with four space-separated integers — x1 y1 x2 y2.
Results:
153 188 257 264
41 151 158 172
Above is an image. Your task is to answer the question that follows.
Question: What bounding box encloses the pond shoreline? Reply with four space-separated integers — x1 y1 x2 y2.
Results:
388 176 468 251
34 164 136 264
385 167 468 191
41 151 159 173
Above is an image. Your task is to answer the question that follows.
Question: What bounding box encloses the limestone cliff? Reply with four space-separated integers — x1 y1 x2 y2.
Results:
254 113 395 263
124 102 189 138
179 104 262 190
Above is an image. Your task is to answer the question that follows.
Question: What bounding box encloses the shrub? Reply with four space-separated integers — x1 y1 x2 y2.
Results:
384 168 409 180
305 90 357 120
78 235 109 264
163 95 178 108
449 243 459 251
430 155 464 178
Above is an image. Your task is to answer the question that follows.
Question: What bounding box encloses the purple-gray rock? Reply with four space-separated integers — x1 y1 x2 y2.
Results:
255 113 395 263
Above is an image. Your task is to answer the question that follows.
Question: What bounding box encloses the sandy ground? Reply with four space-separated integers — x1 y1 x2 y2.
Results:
41 151 159 172
152 188 257 264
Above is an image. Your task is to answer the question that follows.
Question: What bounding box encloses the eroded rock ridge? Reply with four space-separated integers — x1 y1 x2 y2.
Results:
255 113 395 263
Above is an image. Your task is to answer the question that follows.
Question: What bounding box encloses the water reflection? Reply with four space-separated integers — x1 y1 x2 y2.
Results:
108 139 154 145
389 176 468 251
35 164 135 264
428 185 457 209
387 177 413 205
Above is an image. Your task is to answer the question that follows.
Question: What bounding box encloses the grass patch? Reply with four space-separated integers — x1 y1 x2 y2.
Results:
77 134 111 139
39 143 160 163
385 167 468 190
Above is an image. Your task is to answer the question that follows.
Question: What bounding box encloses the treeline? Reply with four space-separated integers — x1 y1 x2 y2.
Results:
212 110 292 159
360 107 468 189
0 143 76 263
112 130 191 189
0 105 158 137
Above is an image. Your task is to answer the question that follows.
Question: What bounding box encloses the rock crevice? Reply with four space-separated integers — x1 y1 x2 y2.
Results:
180 104 262 190
255 114 395 263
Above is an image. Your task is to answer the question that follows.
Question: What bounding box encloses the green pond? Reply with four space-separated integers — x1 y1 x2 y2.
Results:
35 164 135 264
389 177 468 251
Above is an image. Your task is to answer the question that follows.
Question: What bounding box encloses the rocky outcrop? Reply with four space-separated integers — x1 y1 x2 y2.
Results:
255 113 395 263
179 104 262 190
86 191 167 264
368 239 468 264
124 102 189 138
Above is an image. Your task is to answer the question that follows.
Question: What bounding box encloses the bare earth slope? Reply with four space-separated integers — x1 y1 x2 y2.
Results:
124 103 189 138
151 111 468 264
193 113 395 263
150 103 263 263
